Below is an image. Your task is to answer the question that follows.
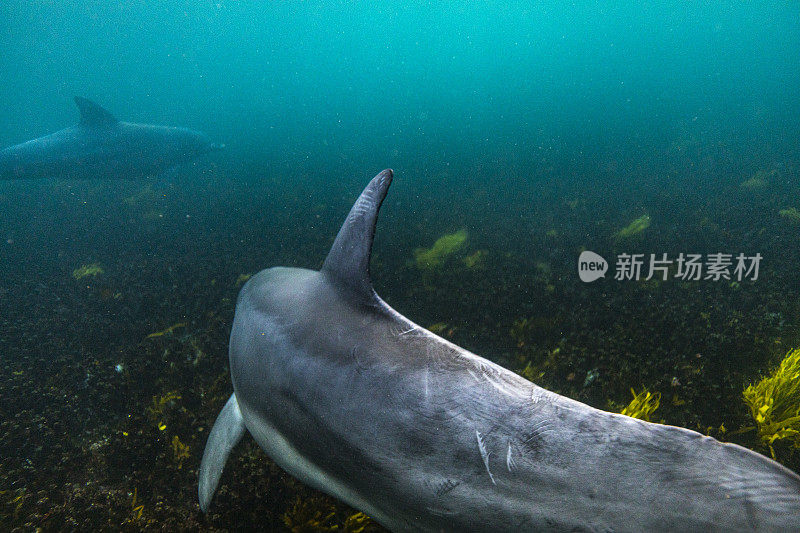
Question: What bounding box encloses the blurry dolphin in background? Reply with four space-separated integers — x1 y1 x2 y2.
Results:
200 169 800 531
0 97 220 180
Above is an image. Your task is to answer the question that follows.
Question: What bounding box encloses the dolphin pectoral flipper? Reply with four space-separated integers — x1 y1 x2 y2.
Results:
199 393 247 512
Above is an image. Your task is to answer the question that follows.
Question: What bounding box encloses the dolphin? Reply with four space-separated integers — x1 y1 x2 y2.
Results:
199 169 800 531
0 97 219 180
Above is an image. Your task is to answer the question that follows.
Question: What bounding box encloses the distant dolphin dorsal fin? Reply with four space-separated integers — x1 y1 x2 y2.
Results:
74 96 118 127
321 169 393 302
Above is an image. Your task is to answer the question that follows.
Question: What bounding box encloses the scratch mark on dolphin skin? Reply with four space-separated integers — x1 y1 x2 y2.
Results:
482 369 517 398
425 340 463 373
397 326 417 337
506 442 516 472
349 201 371 219
475 430 496 485
350 344 368 373
519 420 554 457
523 420 552 441
387 322 399 337
434 478 460 497
423 365 430 399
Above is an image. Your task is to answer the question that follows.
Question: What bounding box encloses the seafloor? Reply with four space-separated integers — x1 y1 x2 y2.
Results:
1 156 799 531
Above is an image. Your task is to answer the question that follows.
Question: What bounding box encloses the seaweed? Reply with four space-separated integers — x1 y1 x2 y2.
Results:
743 347 800 458
146 322 187 339
462 249 487 269
146 390 182 430
282 495 377 532
778 207 800 223
235 273 253 286
619 388 661 422
739 169 774 190
171 435 190 469
0 488 27 522
72 263 104 280
614 215 651 240
413 230 468 270
130 487 145 521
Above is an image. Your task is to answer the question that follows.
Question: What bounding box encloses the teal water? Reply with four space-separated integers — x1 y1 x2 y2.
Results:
3 2 798 182
1 2 800 530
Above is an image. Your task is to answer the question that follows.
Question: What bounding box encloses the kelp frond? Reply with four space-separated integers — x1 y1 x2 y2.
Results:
743 347 800 458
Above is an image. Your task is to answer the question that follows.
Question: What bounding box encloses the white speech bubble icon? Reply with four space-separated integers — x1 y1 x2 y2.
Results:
578 251 608 282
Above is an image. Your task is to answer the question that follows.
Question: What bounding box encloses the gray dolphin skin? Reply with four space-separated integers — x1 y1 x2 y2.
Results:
0 96 217 180
199 169 800 531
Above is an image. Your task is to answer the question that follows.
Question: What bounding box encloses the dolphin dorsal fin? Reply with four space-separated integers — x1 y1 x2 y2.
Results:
321 169 393 302
74 96 118 127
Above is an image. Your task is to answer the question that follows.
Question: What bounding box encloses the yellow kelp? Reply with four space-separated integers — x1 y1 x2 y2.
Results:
129 487 144 522
414 229 468 270
743 347 800 458
146 390 181 430
614 215 651 240
427 322 449 335
146 322 187 339
778 207 800 223
171 435 190 469
620 388 661 422
72 263 104 280
463 249 487 269
282 495 376 532
740 169 773 190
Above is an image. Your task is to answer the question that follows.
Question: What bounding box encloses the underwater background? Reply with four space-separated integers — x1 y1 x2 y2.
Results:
1 1 800 530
